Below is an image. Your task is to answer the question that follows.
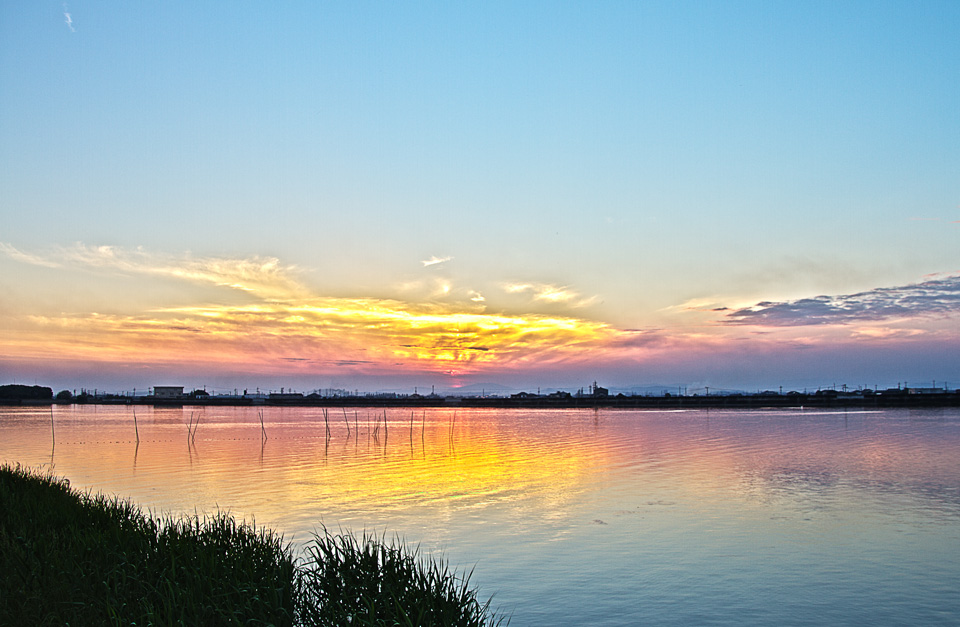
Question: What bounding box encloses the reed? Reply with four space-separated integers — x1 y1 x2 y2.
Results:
298 527 508 627
191 411 201 443
0 465 506 626
0 464 297 625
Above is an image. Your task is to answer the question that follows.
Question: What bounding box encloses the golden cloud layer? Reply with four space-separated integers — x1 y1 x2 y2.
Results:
8 298 622 376
0 244 626 375
5 243 953 380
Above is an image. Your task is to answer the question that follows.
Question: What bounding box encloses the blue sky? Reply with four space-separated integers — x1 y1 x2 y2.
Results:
1 1 958 393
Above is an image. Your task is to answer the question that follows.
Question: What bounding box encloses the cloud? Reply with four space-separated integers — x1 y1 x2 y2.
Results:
2 243 628 375
850 327 926 340
0 243 62 268
1 242 306 300
724 274 960 326
9 297 624 376
503 282 595 307
421 255 452 267
63 4 75 32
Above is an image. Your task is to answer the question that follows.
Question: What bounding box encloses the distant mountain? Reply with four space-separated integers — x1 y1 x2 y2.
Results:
446 382 515 396
608 384 749 396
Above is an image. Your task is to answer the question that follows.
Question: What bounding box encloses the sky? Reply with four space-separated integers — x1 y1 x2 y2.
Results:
1 1 958 395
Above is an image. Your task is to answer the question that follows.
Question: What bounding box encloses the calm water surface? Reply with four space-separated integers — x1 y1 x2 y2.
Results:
2 405 959 625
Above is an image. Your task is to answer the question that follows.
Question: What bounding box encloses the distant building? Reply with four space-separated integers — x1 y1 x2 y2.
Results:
590 382 609 397
154 386 184 398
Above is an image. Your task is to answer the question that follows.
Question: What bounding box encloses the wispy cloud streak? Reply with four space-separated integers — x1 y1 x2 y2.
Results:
63 4 75 32
421 255 452 267
1 243 305 300
503 282 595 307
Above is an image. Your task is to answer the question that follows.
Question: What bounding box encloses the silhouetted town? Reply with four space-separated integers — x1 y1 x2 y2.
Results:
2 381 958 409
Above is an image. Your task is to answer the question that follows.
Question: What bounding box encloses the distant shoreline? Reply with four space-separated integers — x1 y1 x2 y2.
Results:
5 391 959 409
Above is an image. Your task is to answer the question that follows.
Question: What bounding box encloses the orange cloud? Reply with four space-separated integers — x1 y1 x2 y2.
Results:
4 298 623 377
0 244 627 376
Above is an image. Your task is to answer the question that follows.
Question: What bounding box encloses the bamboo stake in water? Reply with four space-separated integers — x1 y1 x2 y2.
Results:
342 407 350 435
383 409 390 448
133 408 140 444
50 406 55 449
322 408 331 438
258 409 267 441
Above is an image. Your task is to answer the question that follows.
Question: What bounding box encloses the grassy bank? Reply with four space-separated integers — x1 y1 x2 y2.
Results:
0 464 506 626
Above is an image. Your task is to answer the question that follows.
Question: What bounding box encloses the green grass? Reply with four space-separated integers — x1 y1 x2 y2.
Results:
298 528 505 627
0 464 506 626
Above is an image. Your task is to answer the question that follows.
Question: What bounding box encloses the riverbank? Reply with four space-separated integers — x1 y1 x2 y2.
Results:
0 465 505 626
5 390 958 409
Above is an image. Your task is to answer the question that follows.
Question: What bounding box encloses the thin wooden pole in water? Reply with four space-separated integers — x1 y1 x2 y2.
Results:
383 409 390 448
322 408 331 438
258 409 267 441
50 405 55 449
342 407 351 435
133 408 140 444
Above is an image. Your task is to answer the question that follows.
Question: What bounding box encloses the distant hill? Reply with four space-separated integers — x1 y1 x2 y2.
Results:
446 383 515 396
608 384 748 396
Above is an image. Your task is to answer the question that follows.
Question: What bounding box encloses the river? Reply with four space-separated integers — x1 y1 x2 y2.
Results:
2 405 958 625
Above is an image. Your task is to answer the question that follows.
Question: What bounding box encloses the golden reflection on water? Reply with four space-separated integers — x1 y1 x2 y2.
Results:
3 406 958 544
0 406 616 541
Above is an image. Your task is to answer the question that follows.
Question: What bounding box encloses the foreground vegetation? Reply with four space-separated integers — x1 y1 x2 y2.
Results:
0 464 505 626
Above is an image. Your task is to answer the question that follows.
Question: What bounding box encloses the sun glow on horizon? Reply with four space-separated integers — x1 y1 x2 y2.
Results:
0 244 630 378
1 243 958 389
